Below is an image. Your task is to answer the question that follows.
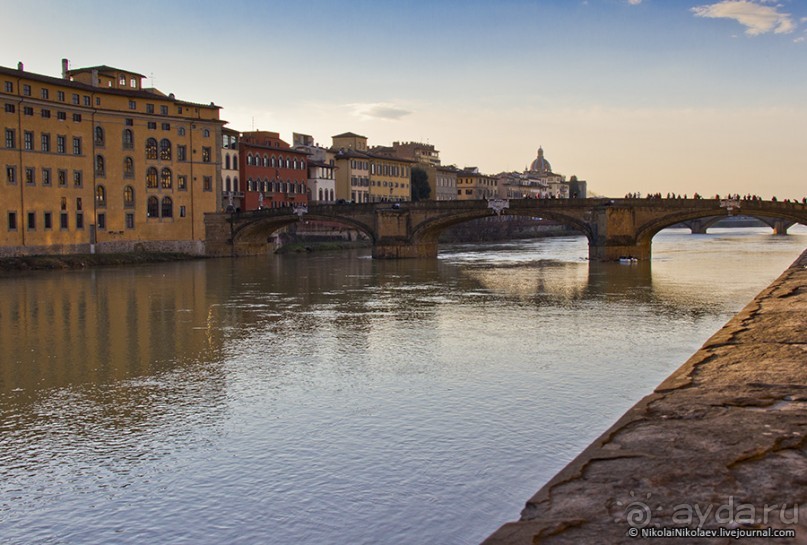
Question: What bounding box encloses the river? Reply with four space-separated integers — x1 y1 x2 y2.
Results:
1 226 805 545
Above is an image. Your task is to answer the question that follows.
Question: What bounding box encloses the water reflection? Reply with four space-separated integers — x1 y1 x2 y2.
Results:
0 227 805 545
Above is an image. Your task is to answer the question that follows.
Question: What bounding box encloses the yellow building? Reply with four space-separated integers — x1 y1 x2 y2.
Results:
456 167 497 200
1 60 223 256
368 153 412 202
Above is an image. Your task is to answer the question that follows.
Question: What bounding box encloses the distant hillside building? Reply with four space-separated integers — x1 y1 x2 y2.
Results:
1 59 223 256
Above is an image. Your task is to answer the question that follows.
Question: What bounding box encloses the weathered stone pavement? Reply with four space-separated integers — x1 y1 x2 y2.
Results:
482 249 807 545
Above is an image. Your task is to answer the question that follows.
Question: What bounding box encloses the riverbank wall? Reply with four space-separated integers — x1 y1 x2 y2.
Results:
482 248 807 544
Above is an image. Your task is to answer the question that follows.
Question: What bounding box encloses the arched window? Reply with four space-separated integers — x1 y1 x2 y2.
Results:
161 167 172 189
225 155 231 170
234 153 238 165
178 127 186 136
161 197 173 218
159 139 171 160
300 160 305 170
263 154 268 167
147 196 159 217
145 138 157 160
282 182 288 193
146 167 158 188
247 153 253 166
203 129 210 137
124 185 135 208
318 188 323 201
271 156 276 167
285 158 290 168
124 157 134 178
123 129 133 149
95 126 104 147
293 159 298 170
95 155 105 176
234 176 239 191
95 185 106 207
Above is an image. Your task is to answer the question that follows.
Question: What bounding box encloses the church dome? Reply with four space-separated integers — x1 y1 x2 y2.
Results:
529 147 552 175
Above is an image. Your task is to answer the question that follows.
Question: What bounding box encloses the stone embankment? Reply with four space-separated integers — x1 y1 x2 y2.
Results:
482 249 807 544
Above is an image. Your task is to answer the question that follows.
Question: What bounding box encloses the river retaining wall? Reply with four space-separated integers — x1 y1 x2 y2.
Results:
482 248 807 544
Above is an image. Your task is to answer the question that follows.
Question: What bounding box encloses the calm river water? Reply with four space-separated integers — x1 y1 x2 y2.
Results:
1 226 806 545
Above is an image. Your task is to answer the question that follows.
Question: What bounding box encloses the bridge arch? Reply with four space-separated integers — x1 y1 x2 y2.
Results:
229 210 376 256
635 206 807 245
410 206 593 245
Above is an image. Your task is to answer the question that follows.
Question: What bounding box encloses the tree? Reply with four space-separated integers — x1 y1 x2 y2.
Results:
411 167 431 201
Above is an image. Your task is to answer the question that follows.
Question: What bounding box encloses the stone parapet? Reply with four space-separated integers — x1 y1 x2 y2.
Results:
482 248 807 544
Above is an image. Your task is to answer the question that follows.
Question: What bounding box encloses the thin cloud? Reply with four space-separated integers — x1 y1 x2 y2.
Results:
691 0 796 36
627 0 642 5
352 102 413 121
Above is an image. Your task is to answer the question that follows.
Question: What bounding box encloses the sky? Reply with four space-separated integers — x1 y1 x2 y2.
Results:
2 0 806 198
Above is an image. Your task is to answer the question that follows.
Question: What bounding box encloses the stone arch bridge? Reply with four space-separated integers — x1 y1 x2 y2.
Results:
204 198 807 261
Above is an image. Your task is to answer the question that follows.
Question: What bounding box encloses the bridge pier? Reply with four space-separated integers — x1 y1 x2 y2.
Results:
588 240 651 261
373 240 438 259
773 219 793 235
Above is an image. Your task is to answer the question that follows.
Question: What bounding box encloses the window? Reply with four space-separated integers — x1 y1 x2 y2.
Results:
60 212 68 229
25 167 34 185
123 128 134 149
147 121 156 130
6 165 16 184
57 111 66 120
95 97 100 106
41 133 50 152
41 109 50 118
145 138 157 159
72 113 82 122
44 212 52 230
203 128 210 137
125 213 134 229
5 104 15 113
24 131 33 150
161 197 173 218
161 123 170 131
95 155 105 176
178 127 185 136
95 126 104 146
27 212 36 230
130 78 136 88
4 81 12 93
72 136 82 155
160 167 172 189
159 138 171 160
160 105 168 115
125 118 133 126
177 145 186 162
203 176 212 191
147 196 159 217
5 129 15 148
76 197 82 211
7 212 16 230
41 88 49 99
146 104 154 114
202 147 211 162
57 135 65 153
57 90 65 102
97 213 105 230
124 185 135 208
119 75 126 86
146 167 158 188
58 169 66 186
72 93 79 105
178 175 187 191
22 84 31 96
95 185 106 208
124 157 134 178
83 96 90 106
42 168 51 186
179 205 186 218
73 170 82 187
128 100 136 110
76 212 84 229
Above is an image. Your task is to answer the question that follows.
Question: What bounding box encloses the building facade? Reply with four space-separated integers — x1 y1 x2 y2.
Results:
221 127 241 211
1 60 223 256
456 167 497 200
293 133 335 204
238 131 309 210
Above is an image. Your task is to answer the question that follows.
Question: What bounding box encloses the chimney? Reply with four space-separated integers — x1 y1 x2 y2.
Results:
61 58 69 79
17 62 23 71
